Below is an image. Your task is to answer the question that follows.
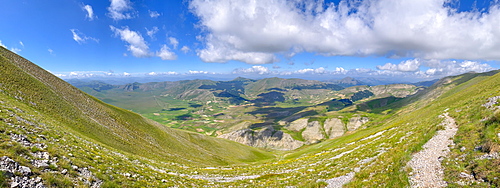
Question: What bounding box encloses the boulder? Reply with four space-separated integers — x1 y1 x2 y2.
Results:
324 118 345 139
302 121 325 143
286 118 309 131
218 126 304 150
347 116 369 131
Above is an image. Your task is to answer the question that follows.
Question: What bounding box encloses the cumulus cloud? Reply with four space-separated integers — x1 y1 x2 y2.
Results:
190 0 500 64
169 37 179 49
51 71 125 78
156 45 177 60
377 59 421 72
296 67 326 74
146 27 159 38
422 60 494 76
374 58 494 78
180 46 190 53
188 70 211 74
110 26 151 57
0 40 21 53
70 29 99 44
82 4 96 20
149 10 160 18
335 67 348 74
197 34 278 64
10 48 21 54
107 0 135 20
232 66 270 75
147 71 178 76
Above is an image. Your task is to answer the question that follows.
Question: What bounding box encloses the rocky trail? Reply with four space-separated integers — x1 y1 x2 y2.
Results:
407 112 458 188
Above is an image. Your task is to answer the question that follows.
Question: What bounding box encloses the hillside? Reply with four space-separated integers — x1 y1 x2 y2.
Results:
0 47 273 186
1 46 498 187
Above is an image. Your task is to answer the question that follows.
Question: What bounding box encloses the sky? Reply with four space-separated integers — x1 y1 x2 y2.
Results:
1 0 499 82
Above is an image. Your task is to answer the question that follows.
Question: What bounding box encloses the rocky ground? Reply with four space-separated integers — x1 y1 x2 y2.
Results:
407 111 458 188
0 107 102 187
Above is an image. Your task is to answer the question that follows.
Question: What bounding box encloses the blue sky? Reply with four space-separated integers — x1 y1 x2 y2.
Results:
1 0 499 82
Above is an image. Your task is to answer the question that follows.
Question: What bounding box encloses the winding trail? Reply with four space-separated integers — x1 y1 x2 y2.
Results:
407 112 457 188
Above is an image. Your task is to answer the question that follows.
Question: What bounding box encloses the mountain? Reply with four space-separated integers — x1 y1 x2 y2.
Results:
412 79 439 87
326 76 366 87
1 47 499 187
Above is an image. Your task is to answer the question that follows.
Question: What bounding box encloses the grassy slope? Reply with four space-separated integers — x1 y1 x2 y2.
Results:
0 47 273 166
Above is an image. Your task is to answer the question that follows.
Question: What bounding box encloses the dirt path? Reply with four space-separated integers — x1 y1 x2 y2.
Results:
407 112 457 187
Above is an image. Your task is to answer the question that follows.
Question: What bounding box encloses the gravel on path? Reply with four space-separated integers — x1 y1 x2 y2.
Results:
407 112 457 188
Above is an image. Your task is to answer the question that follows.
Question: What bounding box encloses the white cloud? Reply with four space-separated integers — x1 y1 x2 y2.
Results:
377 59 421 72
156 44 177 60
169 37 179 49
52 71 117 78
181 46 190 53
107 0 135 21
374 58 494 78
232 66 270 75
10 48 21 54
197 34 278 64
422 60 494 76
82 4 96 20
123 72 131 76
190 0 500 64
147 71 179 76
0 40 21 53
110 26 151 58
295 67 326 74
70 29 99 44
19 41 24 47
166 71 179 75
335 67 347 74
146 27 159 38
188 70 210 74
48 48 54 55
149 10 160 18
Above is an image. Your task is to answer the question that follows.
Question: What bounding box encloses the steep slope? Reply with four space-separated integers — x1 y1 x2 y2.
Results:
0 46 272 166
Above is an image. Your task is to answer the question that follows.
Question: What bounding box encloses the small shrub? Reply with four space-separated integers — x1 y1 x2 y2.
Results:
0 171 8 188
101 181 121 188
42 173 73 188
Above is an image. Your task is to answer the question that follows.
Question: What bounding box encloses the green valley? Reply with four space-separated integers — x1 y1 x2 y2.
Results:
1 47 499 187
